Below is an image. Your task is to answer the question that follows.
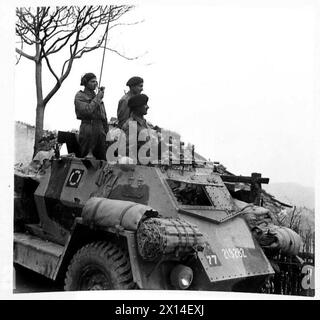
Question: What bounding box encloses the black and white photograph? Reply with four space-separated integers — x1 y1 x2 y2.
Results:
0 0 318 301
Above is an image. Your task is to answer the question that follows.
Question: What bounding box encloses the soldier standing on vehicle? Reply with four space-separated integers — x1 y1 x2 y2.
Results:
75 72 108 160
117 76 144 128
121 93 155 162
122 93 150 134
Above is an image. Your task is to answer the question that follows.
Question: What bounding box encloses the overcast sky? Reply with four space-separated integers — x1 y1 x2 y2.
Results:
13 1 317 188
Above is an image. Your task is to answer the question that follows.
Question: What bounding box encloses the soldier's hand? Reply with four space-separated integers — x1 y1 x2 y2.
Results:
97 87 105 100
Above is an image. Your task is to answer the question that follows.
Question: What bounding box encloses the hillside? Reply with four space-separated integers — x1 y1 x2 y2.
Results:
263 182 315 234
15 120 315 214
264 182 315 209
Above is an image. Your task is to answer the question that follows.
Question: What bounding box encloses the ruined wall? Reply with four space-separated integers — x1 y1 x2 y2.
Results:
15 122 35 164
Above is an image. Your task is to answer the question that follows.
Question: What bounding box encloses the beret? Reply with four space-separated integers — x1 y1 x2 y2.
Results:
128 94 149 109
80 73 96 86
126 76 143 87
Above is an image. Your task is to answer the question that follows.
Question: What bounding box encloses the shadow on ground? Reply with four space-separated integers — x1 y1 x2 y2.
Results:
13 264 63 294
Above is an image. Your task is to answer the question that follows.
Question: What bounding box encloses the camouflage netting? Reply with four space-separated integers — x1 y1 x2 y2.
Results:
136 217 204 261
107 119 208 164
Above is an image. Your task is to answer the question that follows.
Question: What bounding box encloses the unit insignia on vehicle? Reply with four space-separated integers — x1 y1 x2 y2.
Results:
66 169 84 188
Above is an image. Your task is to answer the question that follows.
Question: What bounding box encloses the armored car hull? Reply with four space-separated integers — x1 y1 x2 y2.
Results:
15 156 300 292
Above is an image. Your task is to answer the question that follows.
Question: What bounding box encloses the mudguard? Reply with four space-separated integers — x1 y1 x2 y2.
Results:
179 213 275 283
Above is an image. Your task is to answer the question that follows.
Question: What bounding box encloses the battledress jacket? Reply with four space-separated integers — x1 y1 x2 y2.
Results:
74 88 108 160
117 91 134 128
121 114 157 162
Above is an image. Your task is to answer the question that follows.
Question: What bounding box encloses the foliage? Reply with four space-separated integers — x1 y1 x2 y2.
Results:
278 206 315 254
16 5 137 155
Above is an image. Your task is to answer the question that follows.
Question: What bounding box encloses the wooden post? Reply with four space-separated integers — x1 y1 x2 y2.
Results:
169 136 172 166
251 172 262 205
180 141 184 166
192 145 195 167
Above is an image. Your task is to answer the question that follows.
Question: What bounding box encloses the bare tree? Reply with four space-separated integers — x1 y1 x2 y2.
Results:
16 5 137 155
277 206 301 232
287 206 302 233
302 227 314 254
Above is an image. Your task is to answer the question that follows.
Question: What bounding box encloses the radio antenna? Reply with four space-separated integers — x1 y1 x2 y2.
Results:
98 7 112 88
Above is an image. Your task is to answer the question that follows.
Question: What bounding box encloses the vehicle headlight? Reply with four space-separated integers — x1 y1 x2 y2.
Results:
170 264 193 290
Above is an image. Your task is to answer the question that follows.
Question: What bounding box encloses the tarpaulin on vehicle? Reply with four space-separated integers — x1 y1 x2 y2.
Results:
235 199 302 256
253 225 302 256
82 197 158 231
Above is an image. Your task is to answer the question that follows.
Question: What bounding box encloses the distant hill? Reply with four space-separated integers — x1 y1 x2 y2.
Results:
264 182 314 209
14 121 316 211
264 182 315 233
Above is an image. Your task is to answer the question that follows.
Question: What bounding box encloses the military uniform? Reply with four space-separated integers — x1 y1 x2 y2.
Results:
122 113 151 136
75 88 108 160
122 114 155 161
117 92 134 128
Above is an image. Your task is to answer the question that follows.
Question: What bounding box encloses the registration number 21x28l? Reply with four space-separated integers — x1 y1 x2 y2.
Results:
204 247 247 267
221 248 247 259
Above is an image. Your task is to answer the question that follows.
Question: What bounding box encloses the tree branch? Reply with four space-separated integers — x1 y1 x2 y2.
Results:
16 38 24 65
43 49 60 84
105 47 142 60
109 19 144 30
17 5 141 111
15 48 36 61
43 81 61 106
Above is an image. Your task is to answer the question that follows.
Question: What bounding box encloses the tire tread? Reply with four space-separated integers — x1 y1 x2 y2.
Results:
64 241 135 291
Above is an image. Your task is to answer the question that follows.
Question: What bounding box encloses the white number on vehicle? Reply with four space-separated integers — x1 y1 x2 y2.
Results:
221 248 247 259
206 254 218 266
202 243 221 267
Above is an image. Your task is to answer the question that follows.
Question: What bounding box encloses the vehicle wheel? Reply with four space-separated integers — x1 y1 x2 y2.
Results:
64 241 135 291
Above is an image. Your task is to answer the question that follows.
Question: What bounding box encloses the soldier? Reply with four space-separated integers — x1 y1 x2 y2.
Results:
122 93 150 134
117 76 144 128
74 73 108 160
121 93 153 161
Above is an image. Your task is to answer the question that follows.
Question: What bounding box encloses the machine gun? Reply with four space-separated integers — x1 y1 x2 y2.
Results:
220 172 269 205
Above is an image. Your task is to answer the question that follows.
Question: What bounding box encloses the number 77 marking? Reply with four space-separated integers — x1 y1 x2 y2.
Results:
206 254 218 265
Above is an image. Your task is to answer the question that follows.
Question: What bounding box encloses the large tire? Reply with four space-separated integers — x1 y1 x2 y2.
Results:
64 241 135 291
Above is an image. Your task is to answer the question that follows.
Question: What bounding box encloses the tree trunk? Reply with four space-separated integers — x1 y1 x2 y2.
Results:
34 103 45 157
33 59 45 158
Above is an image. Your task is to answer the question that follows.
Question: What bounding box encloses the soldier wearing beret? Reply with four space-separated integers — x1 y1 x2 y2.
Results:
74 72 108 160
122 93 150 131
121 93 152 159
117 76 144 128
